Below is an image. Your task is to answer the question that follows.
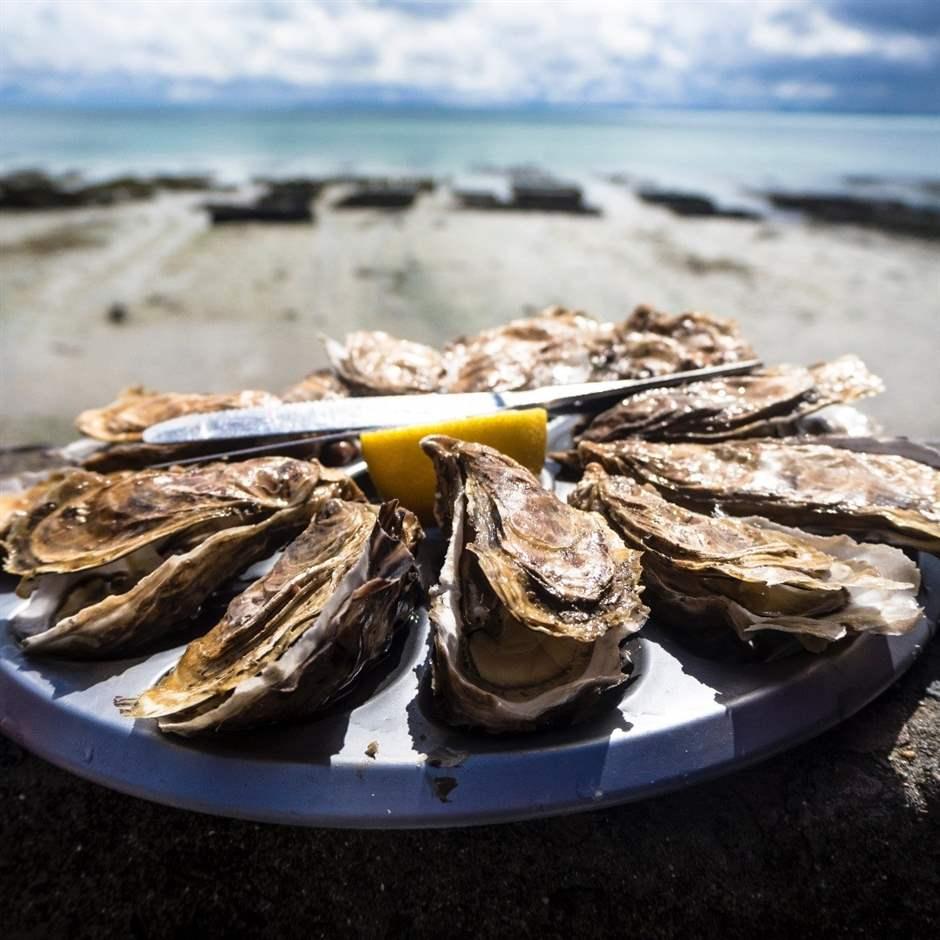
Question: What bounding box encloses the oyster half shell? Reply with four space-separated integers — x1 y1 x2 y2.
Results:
76 386 279 443
325 330 446 395
5 458 362 657
570 465 922 652
442 306 612 392
575 356 882 446
118 499 423 735
322 303 757 398
280 368 350 403
577 439 940 553
421 436 648 733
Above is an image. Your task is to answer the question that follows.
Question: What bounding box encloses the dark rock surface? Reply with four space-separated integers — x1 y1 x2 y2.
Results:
764 192 940 239
204 179 320 224
333 178 436 210
637 189 762 220
0 170 214 210
456 176 599 215
2 629 936 938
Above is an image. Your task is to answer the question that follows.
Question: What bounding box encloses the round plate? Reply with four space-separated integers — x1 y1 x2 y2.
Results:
1 558 936 827
1 423 937 828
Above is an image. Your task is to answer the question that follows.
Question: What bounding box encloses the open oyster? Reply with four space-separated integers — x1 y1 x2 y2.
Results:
323 303 757 398
442 306 612 392
76 386 279 443
280 368 350 403
575 356 881 446
325 330 446 395
118 499 422 735
71 372 359 472
570 465 922 652
616 304 755 370
577 439 940 553
5 457 362 657
421 436 647 733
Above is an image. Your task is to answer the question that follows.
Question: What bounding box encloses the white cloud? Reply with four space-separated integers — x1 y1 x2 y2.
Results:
773 79 835 101
0 0 936 106
749 2 935 63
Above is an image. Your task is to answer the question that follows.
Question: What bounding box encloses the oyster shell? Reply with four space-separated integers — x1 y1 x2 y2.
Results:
442 306 612 392
323 303 757 398
5 457 363 657
576 356 882 445
421 435 648 733
325 330 446 395
614 304 756 371
118 499 423 735
280 368 350 403
569 465 922 651
76 386 279 443
577 439 940 553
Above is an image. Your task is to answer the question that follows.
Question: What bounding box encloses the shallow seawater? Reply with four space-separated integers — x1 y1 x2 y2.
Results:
2 106 939 205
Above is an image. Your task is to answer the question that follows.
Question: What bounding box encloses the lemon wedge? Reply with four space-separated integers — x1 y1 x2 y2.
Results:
361 408 547 524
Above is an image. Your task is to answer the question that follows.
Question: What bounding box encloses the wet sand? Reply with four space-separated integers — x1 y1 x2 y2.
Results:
1 182 939 444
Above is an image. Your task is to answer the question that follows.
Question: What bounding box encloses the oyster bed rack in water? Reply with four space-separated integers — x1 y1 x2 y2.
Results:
1 424 937 828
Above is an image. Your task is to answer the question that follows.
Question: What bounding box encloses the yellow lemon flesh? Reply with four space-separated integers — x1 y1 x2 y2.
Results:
361 407 547 525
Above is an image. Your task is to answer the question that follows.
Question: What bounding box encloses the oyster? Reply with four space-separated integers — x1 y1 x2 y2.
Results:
325 330 446 395
577 439 940 553
615 304 756 371
421 436 648 733
570 465 922 651
442 306 612 392
76 386 279 443
0 471 72 559
280 368 350 403
576 356 882 445
583 305 755 383
323 303 757 398
5 457 363 657
118 499 423 735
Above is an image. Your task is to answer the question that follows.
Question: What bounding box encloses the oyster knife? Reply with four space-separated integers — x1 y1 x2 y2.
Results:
143 359 762 444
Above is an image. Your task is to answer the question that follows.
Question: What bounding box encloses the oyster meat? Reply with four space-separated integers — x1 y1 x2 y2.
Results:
76 386 279 443
118 499 423 735
325 330 446 395
576 356 882 445
570 465 922 652
421 435 648 733
578 438 940 553
4 457 363 657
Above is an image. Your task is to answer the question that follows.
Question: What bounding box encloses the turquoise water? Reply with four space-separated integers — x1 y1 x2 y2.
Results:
1 106 939 202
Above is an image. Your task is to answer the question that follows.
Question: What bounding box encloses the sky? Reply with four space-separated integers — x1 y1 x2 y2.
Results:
1 0 939 113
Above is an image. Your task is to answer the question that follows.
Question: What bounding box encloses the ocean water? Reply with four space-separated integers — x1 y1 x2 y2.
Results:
1 106 939 205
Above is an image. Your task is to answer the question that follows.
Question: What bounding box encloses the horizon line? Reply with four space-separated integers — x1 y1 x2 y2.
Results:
2 100 940 118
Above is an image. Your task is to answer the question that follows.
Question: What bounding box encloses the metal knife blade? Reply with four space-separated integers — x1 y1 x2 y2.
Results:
143 392 504 443
143 359 762 444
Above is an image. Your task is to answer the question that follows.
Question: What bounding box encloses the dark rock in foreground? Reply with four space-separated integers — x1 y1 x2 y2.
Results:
765 191 940 239
637 188 762 221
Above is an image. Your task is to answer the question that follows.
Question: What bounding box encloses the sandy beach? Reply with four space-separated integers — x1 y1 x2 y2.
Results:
2 181 939 445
